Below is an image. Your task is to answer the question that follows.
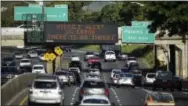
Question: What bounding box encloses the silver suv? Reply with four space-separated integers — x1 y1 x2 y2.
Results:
28 74 64 105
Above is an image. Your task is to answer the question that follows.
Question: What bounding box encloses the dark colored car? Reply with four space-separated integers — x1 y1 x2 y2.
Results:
69 61 82 70
89 62 102 72
69 70 81 85
152 71 182 91
2 57 14 66
133 74 144 86
128 63 139 71
19 66 32 73
117 53 128 60
1 67 23 85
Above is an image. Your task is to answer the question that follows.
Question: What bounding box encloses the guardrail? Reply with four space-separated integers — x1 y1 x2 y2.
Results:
1 73 37 105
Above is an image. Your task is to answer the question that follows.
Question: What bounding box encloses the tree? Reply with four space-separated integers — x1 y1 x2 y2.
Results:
143 1 188 39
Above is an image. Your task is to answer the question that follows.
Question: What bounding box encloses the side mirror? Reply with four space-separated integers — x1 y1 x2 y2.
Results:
111 102 115 106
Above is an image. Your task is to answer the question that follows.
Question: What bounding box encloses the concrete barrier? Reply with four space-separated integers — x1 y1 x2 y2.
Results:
1 73 37 105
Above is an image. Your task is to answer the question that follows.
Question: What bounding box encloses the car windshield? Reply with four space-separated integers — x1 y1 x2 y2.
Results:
113 70 121 73
55 71 67 75
150 93 174 102
106 51 115 55
21 60 29 62
83 99 109 104
120 73 132 78
147 74 156 78
33 66 43 69
86 52 94 55
83 81 105 88
34 81 57 89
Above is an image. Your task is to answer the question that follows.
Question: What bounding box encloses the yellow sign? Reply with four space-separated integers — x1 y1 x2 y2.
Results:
54 46 63 56
48 53 56 61
44 52 56 61
44 53 50 61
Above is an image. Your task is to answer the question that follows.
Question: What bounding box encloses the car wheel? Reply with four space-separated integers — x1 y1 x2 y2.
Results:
132 85 135 88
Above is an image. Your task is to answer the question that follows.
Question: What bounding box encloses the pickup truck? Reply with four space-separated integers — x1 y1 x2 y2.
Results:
2 24 40 36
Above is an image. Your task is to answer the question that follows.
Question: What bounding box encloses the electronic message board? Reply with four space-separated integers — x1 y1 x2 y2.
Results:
44 22 118 44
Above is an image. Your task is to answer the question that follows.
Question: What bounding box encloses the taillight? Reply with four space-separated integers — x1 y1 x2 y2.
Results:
80 89 84 95
29 89 33 94
104 88 109 96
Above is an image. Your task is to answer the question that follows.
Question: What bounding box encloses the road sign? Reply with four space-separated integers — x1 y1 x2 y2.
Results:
54 46 63 56
122 33 155 43
29 4 41 7
14 6 42 21
44 52 50 61
55 4 68 8
131 21 151 27
122 26 149 34
45 7 68 21
48 53 56 61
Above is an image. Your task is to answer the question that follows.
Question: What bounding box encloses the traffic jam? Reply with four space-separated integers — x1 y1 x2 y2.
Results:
2 45 181 106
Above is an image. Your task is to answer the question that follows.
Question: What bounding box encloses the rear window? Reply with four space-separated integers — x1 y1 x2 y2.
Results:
83 99 109 104
33 66 43 70
86 52 94 55
149 93 174 102
105 51 115 55
21 60 30 62
147 74 156 78
55 72 67 75
83 81 105 88
120 73 132 78
34 81 57 89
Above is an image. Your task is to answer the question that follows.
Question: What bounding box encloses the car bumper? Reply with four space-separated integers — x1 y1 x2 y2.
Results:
29 95 62 104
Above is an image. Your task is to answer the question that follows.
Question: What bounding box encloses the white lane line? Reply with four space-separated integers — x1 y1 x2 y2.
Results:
110 88 122 106
70 87 79 105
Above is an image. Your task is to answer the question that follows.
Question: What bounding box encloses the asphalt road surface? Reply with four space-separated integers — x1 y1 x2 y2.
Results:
4 49 188 106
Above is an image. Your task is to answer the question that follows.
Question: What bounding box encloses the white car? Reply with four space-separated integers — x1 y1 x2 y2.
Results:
117 73 135 88
84 52 95 61
28 74 64 105
89 69 100 76
78 95 113 106
111 69 122 78
86 73 101 80
71 55 80 61
54 70 70 85
69 67 81 74
14 52 23 59
28 51 38 58
19 58 31 67
144 73 156 85
39 54 45 61
32 64 46 74
104 51 116 62
127 60 138 67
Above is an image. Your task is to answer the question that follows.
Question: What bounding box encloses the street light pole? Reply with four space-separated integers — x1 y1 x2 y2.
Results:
164 49 170 71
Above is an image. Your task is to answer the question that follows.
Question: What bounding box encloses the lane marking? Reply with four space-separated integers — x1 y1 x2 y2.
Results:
110 88 122 106
19 95 28 106
70 87 79 105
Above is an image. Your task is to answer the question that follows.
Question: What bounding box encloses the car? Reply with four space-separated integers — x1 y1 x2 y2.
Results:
38 53 46 61
144 92 175 106
117 53 128 60
28 74 64 105
1 67 22 85
28 50 38 58
19 58 31 67
116 73 135 88
89 68 100 76
110 72 120 86
68 71 77 84
79 79 110 100
127 61 139 70
74 95 114 106
69 67 81 74
104 51 116 62
14 52 24 59
144 73 156 85
71 55 80 61
87 56 101 67
89 62 102 71
69 70 81 85
111 69 122 79
69 61 82 70
2 57 15 66
84 52 95 61
152 71 182 91
32 64 46 74
86 73 101 80
132 73 145 86
54 70 71 86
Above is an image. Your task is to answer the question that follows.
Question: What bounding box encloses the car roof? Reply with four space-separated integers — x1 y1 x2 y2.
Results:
33 64 44 67
35 74 57 80
82 95 110 101
84 78 103 82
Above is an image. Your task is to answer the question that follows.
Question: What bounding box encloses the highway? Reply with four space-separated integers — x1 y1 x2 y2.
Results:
2 49 188 106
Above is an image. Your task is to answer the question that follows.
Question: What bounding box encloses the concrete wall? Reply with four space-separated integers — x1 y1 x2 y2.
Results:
1 40 24 47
